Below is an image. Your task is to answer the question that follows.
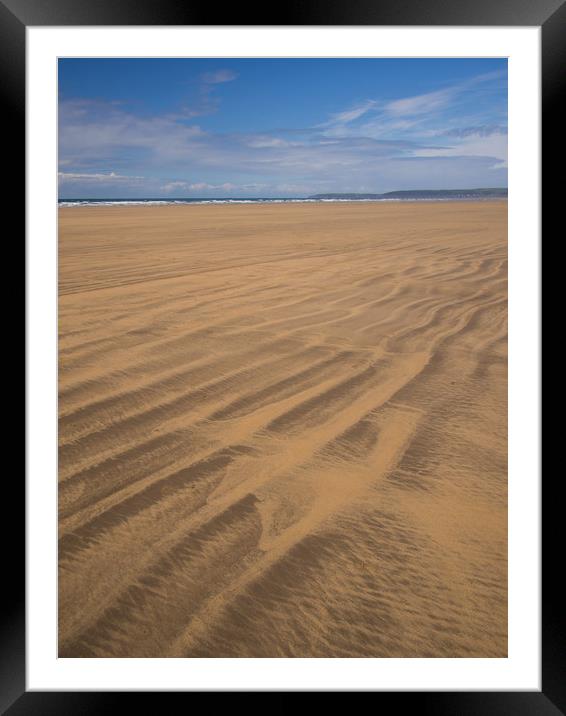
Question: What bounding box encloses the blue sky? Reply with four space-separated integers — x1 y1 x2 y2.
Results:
58 58 507 198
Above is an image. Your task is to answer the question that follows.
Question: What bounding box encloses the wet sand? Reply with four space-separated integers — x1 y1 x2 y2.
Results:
58 200 507 657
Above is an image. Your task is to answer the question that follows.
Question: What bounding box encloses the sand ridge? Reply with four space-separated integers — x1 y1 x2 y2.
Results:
58 200 507 657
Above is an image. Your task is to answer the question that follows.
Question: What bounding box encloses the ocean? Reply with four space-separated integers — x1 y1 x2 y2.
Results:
58 194 505 208
58 197 387 208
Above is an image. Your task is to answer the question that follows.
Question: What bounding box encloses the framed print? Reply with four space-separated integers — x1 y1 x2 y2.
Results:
12 0 555 709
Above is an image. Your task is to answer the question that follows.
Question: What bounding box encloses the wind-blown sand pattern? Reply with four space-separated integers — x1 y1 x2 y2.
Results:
58 201 507 657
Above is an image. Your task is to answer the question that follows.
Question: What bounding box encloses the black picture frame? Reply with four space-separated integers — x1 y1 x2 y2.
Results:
9 0 554 710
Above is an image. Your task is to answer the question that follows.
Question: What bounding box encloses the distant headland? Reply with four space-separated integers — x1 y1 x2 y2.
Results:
308 188 508 200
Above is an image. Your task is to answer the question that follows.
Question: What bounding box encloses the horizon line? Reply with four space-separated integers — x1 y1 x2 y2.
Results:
59 187 508 201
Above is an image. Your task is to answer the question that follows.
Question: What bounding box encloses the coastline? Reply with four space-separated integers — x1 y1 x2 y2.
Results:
59 196 508 208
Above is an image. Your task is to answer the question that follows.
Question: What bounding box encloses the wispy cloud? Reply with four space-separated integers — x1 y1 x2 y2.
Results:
384 88 451 117
383 70 506 118
201 69 238 84
320 70 506 137
159 180 191 192
159 180 267 194
323 100 377 127
245 136 301 149
442 125 507 138
411 131 508 168
58 171 145 183
59 99 206 166
171 69 239 118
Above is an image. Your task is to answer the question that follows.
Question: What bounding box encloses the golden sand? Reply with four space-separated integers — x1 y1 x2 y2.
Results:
58 200 507 657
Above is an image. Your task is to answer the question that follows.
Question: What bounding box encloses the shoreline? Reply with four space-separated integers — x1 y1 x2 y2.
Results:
58 197 508 208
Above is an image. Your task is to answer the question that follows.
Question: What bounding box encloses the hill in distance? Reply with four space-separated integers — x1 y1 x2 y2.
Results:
308 188 508 200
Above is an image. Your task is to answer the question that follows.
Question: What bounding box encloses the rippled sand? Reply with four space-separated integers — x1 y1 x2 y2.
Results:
58 201 507 657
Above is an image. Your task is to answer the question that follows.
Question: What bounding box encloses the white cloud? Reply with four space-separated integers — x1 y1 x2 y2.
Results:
58 171 145 183
201 69 238 84
325 100 376 126
59 100 206 165
159 181 190 192
442 125 507 138
384 88 452 116
411 132 507 164
246 137 299 149
187 182 236 191
320 70 507 141
384 70 506 119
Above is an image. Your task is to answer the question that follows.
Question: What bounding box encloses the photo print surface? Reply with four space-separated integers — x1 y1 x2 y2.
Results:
58 57 508 658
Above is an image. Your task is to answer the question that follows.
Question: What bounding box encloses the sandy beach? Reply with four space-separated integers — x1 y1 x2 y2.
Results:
58 200 507 657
